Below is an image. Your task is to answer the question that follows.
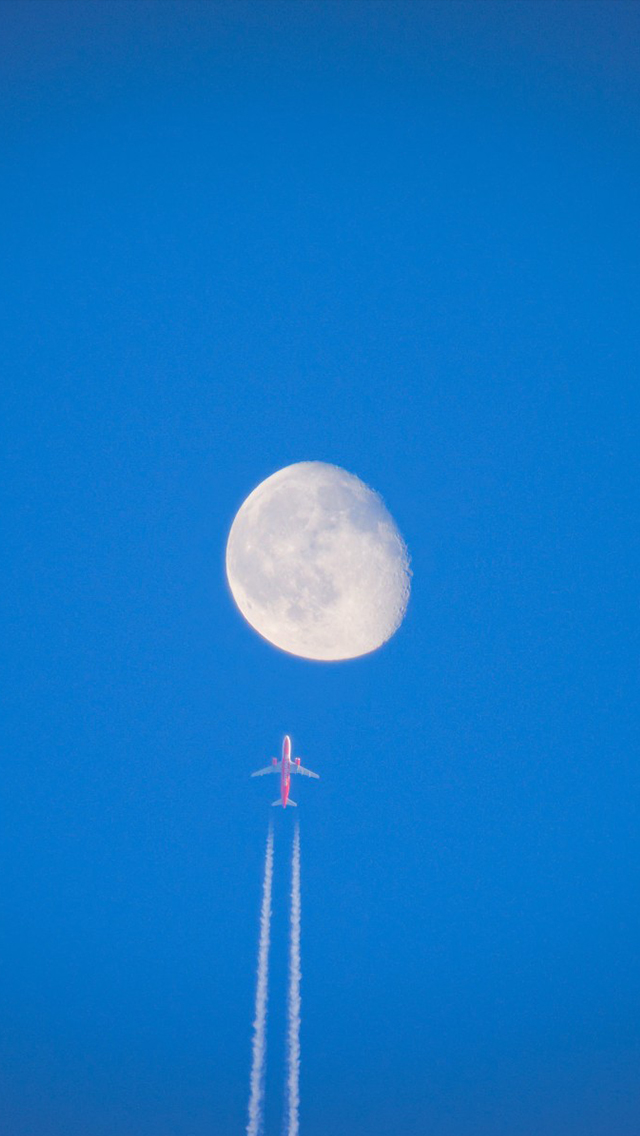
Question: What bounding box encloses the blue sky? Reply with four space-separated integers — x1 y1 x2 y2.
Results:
2 2 638 1134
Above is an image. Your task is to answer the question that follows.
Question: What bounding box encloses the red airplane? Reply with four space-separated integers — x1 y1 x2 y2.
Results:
251 735 319 808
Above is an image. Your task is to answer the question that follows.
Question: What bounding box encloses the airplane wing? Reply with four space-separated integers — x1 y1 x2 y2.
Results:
251 763 281 777
295 765 319 779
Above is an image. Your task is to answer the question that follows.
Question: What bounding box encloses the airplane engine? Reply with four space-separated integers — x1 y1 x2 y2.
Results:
295 758 300 766
272 758 278 765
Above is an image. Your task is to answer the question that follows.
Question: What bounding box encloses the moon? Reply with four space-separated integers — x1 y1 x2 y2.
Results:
225 462 411 661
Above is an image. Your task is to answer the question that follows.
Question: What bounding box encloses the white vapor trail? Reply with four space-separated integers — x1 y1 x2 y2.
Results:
285 822 301 1136
247 823 274 1136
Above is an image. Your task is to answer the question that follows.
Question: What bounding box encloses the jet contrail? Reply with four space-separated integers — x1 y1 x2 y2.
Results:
247 823 274 1136
285 821 301 1136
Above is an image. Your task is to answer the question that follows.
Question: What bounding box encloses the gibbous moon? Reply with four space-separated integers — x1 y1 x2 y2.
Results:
225 462 410 661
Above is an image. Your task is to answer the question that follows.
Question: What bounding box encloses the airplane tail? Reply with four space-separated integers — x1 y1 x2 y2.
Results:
272 799 297 808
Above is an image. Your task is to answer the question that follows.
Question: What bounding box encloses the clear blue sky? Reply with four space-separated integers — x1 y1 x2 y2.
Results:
2 3 638 1134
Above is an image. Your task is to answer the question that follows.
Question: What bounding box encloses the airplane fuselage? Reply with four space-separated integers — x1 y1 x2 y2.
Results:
281 734 292 807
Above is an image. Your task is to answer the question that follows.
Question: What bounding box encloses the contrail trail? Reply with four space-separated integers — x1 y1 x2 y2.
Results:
285 822 301 1136
247 823 274 1136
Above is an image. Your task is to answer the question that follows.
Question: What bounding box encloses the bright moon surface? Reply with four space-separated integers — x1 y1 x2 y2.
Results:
225 462 411 661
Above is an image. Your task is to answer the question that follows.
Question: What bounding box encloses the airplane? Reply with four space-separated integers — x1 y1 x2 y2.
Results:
251 735 319 808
